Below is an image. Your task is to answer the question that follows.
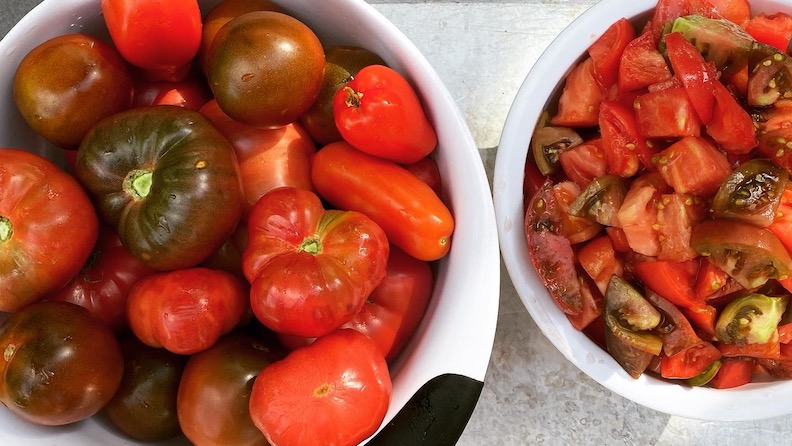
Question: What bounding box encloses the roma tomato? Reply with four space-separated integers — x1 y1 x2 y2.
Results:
126 268 249 355
249 329 391 446
177 332 284 446
75 106 244 271
312 142 454 261
0 149 98 312
0 301 123 426
13 33 133 149
242 187 389 338
200 99 316 214
46 225 156 333
334 64 437 164
132 75 212 111
101 0 202 81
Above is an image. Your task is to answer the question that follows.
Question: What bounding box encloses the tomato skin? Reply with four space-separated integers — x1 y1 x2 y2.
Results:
0 301 123 426
334 65 437 164
200 99 317 215
404 156 444 197
75 106 244 271
127 268 249 355
46 225 156 333
243 187 390 338
588 18 635 88
0 149 99 312
707 0 751 26
312 141 454 261
101 0 202 81
249 329 392 446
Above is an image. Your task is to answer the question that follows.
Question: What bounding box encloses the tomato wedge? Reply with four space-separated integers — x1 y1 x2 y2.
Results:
588 18 635 88
710 358 753 389
660 341 722 380
633 259 701 309
665 32 717 124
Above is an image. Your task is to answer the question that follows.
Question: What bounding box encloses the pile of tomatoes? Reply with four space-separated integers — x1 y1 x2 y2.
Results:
0 0 455 445
526 0 792 390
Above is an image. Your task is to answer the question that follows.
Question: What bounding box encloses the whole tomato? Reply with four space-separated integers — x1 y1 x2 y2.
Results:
312 141 454 261
46 224 156 332
207 11 325 128
126 267 249 355
242 187 389 338
0 148 98 312
249 329 392 446
177 332 284 446
13 33 133 149
133 75 212 111
404 155 444 197
0 301 123 426
333 64 437 164
101 0 202 81
200 99 316 214
104 335 187 442
75 106 244 271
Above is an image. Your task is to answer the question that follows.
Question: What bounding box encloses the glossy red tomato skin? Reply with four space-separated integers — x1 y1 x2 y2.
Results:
132 75 212 111
126 267 249 355
177 332 284 446
46 225 156 332
312 141 454 261
333 64 437 164
249 329 392 446
101 0 202 81
242 187 390 338
0 149 98 312
0 301 123 426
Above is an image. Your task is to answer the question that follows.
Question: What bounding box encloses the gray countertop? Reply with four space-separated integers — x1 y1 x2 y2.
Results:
2 0 791 444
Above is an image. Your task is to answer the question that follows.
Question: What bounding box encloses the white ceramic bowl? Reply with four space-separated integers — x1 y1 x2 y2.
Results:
0 0 500 444
495 0 792 422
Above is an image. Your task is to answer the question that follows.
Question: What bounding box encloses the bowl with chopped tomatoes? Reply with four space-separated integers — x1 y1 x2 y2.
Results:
495 0 792 421
0 0 500 444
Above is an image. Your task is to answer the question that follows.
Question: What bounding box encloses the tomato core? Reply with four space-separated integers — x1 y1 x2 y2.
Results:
0 216 12 242
124 170 154 200
299 236 322 255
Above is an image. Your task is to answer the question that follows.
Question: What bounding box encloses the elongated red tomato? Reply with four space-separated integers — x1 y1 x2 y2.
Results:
101 0 202 81
312 141 454 261
334 64 437 164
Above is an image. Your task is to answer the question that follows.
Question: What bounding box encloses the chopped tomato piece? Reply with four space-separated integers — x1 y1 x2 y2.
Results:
665 32 718 124
722 63 749 98
558 138 608 190
706 0 751 27
779 317 792 344
567 273 604 331
719 331 782 359
681 304 718 341
769 184 792 257
551 57 608 128
633 259 701 309
706 81 757 155
618 32 672 93
745 12 792 52
653 136 732 198
523 157 548 207
551 182 602 244
634 87 701 138
660 341 722 379
577 235 623 295
695 258 730 300
709 358 753 389
589 18 635 89
605 227 632 253
646 289 703 356
616 184 661 256
656 193 706 262
599 101 654 177
645 0 719 40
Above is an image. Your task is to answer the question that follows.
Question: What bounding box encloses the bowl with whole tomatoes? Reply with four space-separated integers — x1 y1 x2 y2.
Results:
0 0 500 444
495 0 792 421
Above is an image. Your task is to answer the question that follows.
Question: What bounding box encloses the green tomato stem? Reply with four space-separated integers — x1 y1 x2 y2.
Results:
124 170 154 200
0 216 12 242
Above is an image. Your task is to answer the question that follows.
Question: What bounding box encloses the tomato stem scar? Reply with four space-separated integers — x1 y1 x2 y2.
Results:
124 169 154 200
313 382 330 397
0 216 12 242
300 236 322 255
343 86 363 108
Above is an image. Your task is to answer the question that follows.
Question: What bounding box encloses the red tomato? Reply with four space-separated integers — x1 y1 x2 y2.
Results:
646 289 703 356
576 235 623 295
665 32 717 124
746 12 792 52
706 81 757 155
653 136 732 197
588 18 635 88
646 0 718 40
101 0 202 81
0 148 99 312
606 227 633 253
694 258 731 300
46 225 156 333
333 64 437 164
660 341 722 379
249 329 391 446
242 187 389 338
567 274 604 331
126 268 248 355
618 29 672 92
133 76 212 111
633 259 701 309
655 193 707 262
598 100 653 176
616 183 661 256
200 99 317 215
550 181 602 244
769 184 792 254
710 358 753 389
719 331 782 359
312 141 454 261
557 138 608 189
403 156 443 197
681 304 719 341
634 87 701 138
707 0 751 26
551 57 608 127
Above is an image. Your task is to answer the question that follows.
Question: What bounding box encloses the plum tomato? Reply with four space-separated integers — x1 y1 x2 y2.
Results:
0 148 98 312
242 187 389 338
104 335 187 442
75 106 244 271
249 329 392 446
177 332 284 446
13 33 133 150
0 301 123 426
207 11 325 128
126 267 249 355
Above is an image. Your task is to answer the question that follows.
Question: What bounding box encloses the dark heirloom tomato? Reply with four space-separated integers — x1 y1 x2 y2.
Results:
0 149 98 312
249 329 391 446
242 187 389 338
0 301 123 426
208 11 325 129
177 333 283 446
104 336 187 442
13 33 133 150
75 106 244 271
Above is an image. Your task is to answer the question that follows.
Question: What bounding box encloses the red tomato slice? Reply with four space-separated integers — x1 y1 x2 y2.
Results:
634 87 701 139
616 183 661 256
606 227 633 253
660 341 722 380
656 193 706 262
589 18 636 88
710 358 753 389
665 32 718 124
551 57 608 127
654 136 732 198
567 274 604 331
633 258 701 308
707 0 751 26
746 12 792 52
681 304 719 341
558 138 608 190
577 235 623 295
706 81 757 155
646 0 719 40
719 331 782 359
599 101 653 177
551 181 602 244
618 32 673 92
646 289 703 356
694 258 731 300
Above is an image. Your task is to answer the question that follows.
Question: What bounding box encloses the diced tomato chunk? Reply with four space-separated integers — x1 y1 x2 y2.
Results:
653 136 732 197
681 304 718 341
768 185 792 254
706 81 757 155
618 32 672 93
695 258 730 300
710 358 753 389
646 290 703 356
707 0 751 27
746 12 792 52
599 101 655 177
616 184 660 256
633 259 701 308
551 57 608 127
589 18 635 89
558 138 608 190
665 32 718 124
566 274 604 331
577 235 623 295
660 341 722 379
605 227 632 253
634 87 701 139
656 193 706 261
718 331 782 359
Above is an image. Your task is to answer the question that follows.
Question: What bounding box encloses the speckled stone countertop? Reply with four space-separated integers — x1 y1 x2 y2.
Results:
2 0 791 445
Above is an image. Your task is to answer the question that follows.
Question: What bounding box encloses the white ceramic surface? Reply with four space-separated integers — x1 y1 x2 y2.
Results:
0 0 500 443
494 0 792 423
